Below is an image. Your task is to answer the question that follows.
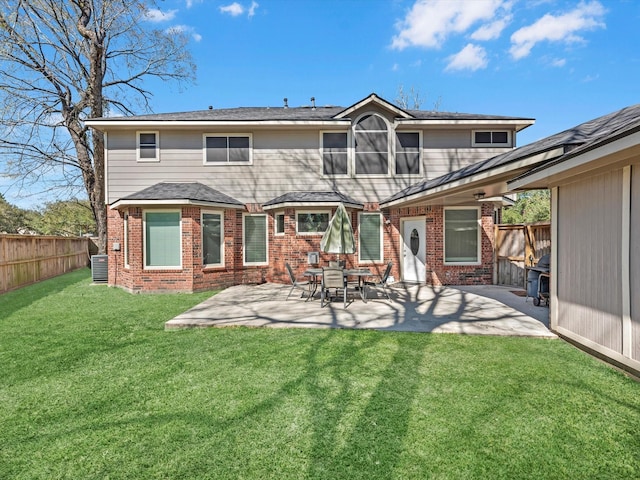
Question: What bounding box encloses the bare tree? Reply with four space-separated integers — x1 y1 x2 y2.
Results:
396 84 442 112
0 0 195 252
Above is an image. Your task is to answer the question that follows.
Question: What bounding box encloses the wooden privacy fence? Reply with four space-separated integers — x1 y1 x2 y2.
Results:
494 222 551 288
0 235 90 294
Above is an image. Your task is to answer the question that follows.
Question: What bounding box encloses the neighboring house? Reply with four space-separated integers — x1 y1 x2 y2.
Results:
86 93 536 293
506 104 640 376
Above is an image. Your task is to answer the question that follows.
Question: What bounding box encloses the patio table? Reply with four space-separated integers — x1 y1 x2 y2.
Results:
303 267 371 302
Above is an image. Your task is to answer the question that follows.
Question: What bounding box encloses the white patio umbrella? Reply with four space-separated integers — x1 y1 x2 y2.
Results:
320 203 355 263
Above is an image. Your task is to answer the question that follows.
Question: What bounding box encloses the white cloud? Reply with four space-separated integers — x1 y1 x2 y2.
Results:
470 15 512 41
185 0 202 8
551 58 566 67
510 0 606 60
144 8 178 23
392 0 510 50
220 2 244 16
392 63 400 71
445 43 488 72
248 1 259 17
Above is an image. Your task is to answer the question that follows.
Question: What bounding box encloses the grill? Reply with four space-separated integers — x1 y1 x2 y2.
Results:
527 254 550 306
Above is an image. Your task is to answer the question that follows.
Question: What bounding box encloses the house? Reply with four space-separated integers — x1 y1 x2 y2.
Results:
86 93 538 293
506 104 640 376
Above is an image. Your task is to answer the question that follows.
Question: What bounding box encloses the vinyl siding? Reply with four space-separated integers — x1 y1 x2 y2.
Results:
106 129 513 204
556 169 623 354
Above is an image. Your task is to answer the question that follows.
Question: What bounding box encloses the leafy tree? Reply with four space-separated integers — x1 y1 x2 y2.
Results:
0 193 30 233
33 199 97 236
502 190 551 224
0 0 195 253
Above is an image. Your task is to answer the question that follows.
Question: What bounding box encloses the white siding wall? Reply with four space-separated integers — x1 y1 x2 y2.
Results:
106 128 511 204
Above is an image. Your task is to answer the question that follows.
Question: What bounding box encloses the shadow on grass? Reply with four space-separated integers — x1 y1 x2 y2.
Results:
0 267 92 322
304 330 428 479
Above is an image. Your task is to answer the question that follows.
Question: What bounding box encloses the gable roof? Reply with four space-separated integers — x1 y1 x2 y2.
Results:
333 93 413 119
86 93 533 129
381 103 640 207
110 182 245 209
263 191 363 210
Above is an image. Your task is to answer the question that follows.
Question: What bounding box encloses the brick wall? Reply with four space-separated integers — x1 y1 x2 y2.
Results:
107 202 495 293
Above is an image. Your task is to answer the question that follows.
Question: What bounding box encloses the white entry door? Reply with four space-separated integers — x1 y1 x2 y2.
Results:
402 218 426 283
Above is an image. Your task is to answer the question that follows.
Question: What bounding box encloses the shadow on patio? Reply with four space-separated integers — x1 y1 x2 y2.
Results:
166 283 555 338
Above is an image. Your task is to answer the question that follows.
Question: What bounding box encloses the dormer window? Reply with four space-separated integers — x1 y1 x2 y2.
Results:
354 114 389 175
472 130 511 147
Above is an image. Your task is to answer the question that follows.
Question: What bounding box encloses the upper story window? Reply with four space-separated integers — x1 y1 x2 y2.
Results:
472 130 511 147
204 134 252 164
395 132 420 175
321 132 348 175
137 131 159 162
354 114 389 175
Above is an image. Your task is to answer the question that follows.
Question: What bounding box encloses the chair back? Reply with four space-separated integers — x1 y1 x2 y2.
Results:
285 263 296 284
322 267 344 289
381 262 393 283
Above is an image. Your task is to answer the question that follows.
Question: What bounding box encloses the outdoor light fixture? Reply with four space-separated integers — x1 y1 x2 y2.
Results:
473 191 486 200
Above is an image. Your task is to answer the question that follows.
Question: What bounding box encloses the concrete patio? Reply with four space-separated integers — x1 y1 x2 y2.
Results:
166 282 556 338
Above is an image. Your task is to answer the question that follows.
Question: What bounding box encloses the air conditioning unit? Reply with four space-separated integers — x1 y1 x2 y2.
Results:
91 255 108 283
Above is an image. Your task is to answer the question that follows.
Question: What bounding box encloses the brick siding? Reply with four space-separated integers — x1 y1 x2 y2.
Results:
107 202 495 293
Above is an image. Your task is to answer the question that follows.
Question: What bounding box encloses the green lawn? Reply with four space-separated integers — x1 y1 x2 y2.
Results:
1 269 639 479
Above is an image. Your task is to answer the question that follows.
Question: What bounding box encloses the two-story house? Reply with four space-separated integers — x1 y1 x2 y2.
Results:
87 93 536 293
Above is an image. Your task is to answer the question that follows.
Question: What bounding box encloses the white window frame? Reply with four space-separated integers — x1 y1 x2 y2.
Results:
143 209 182 270
203 133 253 165
443 206 481 266
358 212 384 264
471 130 511 147
274 212 285 236
201 210 224 267
296 210 331 235
320 130 350 177
394 130 422 176
123 212 130 268
136 131 159 162
353 112 391 177
243 213 268 266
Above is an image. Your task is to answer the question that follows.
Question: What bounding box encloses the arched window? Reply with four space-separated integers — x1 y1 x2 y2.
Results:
354 114 389 175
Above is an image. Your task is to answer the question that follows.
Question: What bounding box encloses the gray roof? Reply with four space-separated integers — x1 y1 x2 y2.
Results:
263 191 363 208
89 92 532 123
382 103 640 205
118 182 244 207
511 103 640 182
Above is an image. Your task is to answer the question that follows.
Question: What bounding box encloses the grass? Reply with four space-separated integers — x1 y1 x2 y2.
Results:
1 269 639 479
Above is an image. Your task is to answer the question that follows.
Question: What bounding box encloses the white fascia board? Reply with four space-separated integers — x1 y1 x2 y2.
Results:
263 201 363 211
508 130 640 190
86 120 350 129
394 118 535 131
383 146 565 208
110 199 245 209
334 94 412 119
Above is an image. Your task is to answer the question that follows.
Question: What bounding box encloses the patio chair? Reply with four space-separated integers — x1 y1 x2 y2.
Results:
285 263 311 301
321 267 355 309
363 261 393 302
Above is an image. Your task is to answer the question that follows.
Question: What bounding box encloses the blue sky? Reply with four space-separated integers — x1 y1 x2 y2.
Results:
3 0 640 207
143 0 639 146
